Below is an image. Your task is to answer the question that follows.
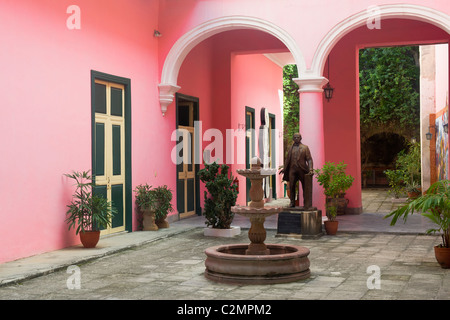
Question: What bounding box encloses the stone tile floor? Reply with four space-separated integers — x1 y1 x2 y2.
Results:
0 229 448 300
0 188 448 302
361 188 408 214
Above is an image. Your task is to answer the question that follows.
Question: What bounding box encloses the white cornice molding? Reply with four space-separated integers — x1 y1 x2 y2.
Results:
294 76 328 93
158 84 181 116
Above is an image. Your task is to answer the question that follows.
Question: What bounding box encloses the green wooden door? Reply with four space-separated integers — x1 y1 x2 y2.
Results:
93 80 126 235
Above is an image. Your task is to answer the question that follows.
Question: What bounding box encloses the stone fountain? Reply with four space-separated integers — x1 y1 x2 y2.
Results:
204 157 311 285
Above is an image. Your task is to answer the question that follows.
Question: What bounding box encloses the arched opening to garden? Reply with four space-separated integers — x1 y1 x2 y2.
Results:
317 14 449 213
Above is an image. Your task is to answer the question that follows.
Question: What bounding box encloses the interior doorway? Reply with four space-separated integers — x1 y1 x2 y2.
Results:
176 93 200 218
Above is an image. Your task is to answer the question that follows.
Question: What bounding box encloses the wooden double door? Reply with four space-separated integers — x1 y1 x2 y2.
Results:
176 95 200 218
93 78 127 235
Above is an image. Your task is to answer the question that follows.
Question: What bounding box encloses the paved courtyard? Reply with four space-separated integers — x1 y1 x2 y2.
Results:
0 189 448 302
0 228 448 301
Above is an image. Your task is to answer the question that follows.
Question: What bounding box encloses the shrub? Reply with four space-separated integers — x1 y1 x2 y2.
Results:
198 162 238 229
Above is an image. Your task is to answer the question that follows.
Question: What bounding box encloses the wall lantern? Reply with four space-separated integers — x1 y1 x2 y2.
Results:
324 56 334 102
324 83 334 102
154 30 162 37
444 123 448 134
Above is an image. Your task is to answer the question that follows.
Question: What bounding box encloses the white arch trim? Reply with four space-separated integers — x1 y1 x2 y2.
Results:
309 4 450 80
158 15 307 115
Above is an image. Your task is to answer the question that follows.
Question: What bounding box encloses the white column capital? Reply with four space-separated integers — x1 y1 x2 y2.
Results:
293 76 329 93
158 83 181 116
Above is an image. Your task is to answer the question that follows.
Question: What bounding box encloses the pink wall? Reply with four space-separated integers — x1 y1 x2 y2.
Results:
0 0 163 263
230 53 284 205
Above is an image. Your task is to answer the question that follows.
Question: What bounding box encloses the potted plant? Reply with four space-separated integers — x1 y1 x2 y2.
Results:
198 162 240 237
152 185 174 228
324 205 338 235
385 180 450 268
314 161 354 215
65 171 116 248
134 184 173 231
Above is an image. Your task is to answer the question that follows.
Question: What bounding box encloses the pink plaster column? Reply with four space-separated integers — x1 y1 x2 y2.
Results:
294 77 328 214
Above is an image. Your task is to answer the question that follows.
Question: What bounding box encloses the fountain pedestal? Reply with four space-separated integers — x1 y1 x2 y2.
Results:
232 206 281 255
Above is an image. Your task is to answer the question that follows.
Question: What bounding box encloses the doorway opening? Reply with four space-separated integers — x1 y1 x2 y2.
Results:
176 93 201 218
359 46 421 190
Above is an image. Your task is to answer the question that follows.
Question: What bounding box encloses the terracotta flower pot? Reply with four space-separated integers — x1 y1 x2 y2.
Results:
434 246 450 268
143 211 158 231
324 220 339 235
80 230 100 248
156 217 169 228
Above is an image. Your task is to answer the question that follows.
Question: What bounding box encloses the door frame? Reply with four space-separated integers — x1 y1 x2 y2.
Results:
175 93 201 217
90 70 132 232
269 112 276 199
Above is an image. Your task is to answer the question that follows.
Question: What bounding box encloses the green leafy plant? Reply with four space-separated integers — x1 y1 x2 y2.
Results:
315 162 354 217
65 170 116 235
385 180 450 248
152 185 174 219
134 184 173 219
359 46 420 140
282 64 299 158
198 162 238 229
314 161 354 199
326 205 338 222
384 141 421 197
396 141 421 191
384 169 406 198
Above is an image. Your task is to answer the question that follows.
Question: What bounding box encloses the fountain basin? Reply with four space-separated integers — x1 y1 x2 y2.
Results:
204 244 310 284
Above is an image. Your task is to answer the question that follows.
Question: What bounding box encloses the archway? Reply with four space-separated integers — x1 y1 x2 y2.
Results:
311 4 450 78
314 5 449 214
158 16 306 116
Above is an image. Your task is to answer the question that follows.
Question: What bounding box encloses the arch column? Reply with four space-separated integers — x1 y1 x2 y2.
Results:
294 76 328 214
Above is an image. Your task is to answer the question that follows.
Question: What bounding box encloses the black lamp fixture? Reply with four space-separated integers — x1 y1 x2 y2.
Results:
444 122 448 134
324 56 334 102
324 83 334 102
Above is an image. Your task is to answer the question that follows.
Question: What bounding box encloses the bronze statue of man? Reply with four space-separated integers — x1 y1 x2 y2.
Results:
280 133 314 208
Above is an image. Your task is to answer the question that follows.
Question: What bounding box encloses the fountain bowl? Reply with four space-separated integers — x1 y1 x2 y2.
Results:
204 243 310 284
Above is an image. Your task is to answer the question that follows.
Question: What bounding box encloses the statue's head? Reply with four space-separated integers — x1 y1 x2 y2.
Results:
293 133 302 144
